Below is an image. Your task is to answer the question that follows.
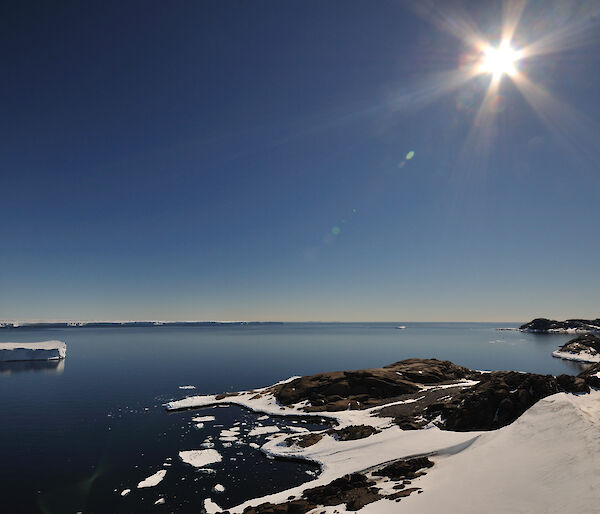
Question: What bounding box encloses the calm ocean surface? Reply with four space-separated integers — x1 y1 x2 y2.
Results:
0 322 586 513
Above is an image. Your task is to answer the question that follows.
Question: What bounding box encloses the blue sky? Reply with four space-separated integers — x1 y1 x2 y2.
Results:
2 0 600 321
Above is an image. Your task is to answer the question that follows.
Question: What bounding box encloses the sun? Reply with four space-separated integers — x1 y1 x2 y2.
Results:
479 43 521 78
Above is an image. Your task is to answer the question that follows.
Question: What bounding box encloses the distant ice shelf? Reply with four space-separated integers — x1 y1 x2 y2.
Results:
0 340 66 362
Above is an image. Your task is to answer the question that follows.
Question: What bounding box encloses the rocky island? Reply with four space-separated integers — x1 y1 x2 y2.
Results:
166 358 600 514
552 334 600 363
519 317 600 333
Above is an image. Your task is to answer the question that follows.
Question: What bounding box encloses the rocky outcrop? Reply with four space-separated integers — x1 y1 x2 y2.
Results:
270 359 476 412
270 358 593 432
578 362 600 387
552 334 600 363
519 318 600 333
422 371 588 431
239 458 435 514
285 425 379 448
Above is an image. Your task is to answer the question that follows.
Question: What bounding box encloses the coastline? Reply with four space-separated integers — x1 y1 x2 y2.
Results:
166 358 600 513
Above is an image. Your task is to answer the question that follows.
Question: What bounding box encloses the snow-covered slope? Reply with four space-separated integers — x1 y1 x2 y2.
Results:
361 390 600 514
0 341 66 362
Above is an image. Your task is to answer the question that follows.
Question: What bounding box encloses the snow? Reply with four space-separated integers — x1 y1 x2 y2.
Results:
361 390 600 514
178 385 196 389
179 449 222 468
137 469 167 488
552 349 600 363
120 489 130 497
167 376 600 514
213 483 226 493
154 498 165 505
0 340 66 362
204 498 222 513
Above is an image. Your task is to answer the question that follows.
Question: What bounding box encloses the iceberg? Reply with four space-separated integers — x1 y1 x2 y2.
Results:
0 340 66 362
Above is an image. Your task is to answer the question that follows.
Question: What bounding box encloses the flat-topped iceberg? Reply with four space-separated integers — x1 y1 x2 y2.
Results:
0 340 66 362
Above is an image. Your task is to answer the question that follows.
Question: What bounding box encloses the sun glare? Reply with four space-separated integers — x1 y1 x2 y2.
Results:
479 43 520 77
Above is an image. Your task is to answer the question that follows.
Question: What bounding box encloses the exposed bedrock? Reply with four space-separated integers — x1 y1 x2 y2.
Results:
423 371 588 431
519 317 600 333
553 334 600 362
579 362 600 387
270 358 592 431
270 359 474 412
237 458 435 514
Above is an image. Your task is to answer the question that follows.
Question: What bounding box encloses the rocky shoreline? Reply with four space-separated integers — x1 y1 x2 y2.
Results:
166 358 600 514
552 334 600 363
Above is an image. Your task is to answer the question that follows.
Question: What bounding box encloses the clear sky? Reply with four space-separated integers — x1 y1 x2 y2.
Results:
2 0 600 322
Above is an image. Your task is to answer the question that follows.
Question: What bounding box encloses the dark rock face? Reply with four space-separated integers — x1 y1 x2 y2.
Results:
554 334 600 359
330 424 379 441
372 457 434 481
579 362 600 388
424 371 588 431
303 474 381 511
238 457 436 514
520 318 600 333
270 359 475 412
286 425 379 448
271 358 595 431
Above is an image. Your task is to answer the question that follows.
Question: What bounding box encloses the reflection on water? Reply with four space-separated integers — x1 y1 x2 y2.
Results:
0 358 65 375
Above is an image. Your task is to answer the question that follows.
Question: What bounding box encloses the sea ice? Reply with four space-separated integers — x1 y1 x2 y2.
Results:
137 469 167 488
248 426 280 436
179 449 222 468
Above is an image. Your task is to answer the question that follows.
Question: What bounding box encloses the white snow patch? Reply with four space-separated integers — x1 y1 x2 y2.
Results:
552 350 600 363
204 498 222 514
419 379 479 392
137 469 167 488
179 385 196 390
179 449 222 468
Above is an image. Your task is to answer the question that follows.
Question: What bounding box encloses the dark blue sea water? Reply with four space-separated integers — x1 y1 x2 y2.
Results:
0 322 586 513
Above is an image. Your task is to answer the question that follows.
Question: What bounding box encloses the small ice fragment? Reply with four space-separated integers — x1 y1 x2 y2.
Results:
179 385 196 389
192 416 215 423
120 489 131 496
154 498 165 505
213 484 225 493
137 470 167 488
248 426 280 436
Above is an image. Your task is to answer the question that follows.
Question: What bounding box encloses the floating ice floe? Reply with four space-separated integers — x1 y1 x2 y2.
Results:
120 489 130 497
179 385 196 390
0 340 66 362
248 426 280 437
137 469 167 488
179 449 222 468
